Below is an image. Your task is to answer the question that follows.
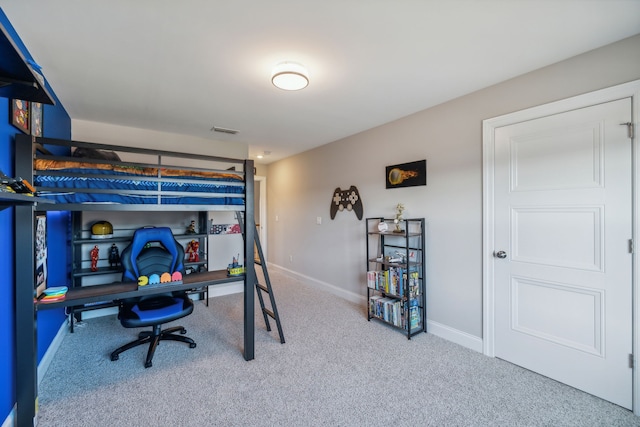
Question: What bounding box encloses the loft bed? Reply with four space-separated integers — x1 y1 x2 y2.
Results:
15 135 251 211
14 132 256 343
14 133 257 424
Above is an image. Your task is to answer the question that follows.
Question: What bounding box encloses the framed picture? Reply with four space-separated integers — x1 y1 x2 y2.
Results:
11 99 30 134
386 159 427 189
35 213 48 297
31 102 43 137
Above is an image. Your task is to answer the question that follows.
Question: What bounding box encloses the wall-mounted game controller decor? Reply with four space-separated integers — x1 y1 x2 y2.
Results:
330 186 363 220
385 159 426 189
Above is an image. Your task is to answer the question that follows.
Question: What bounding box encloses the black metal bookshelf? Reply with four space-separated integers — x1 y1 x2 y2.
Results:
366 217 426 339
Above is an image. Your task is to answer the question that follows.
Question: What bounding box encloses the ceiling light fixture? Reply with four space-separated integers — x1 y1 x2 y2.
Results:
272 62 309 91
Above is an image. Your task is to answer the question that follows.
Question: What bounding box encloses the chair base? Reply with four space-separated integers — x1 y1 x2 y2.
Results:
110 324 196 368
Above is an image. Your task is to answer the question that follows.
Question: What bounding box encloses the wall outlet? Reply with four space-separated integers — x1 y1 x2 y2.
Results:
316 216 322 225
289 255 293 263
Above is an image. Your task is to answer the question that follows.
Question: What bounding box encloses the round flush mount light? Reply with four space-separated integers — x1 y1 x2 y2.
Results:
271 62 309 91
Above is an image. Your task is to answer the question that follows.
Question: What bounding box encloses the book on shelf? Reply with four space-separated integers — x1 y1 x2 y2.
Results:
409 305 420 330
368 295 382 319
367 270 377 289
369 295 403 327
367 266 421 298
408 270 420 297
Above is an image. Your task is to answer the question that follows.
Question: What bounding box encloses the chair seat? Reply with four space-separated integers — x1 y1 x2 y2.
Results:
120 295 194 328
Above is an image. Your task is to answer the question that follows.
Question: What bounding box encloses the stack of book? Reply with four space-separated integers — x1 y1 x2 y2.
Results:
39 286 68 302
368 295 402 327
367 267 420 298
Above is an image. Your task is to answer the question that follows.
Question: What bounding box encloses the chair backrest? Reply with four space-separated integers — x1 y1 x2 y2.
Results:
121 227 185 282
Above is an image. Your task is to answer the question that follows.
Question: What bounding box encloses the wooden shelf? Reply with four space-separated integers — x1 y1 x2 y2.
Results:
36 269 242 310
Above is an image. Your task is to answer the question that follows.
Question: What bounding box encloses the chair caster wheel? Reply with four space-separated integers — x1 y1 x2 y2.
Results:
111 354 119 361
190 343 197 348
145 361 152 368
180 328 187 334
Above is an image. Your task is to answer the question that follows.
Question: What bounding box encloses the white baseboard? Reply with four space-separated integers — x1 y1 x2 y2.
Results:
38 320 68 386
268 263 364 305
3 322 67 427
207 282 243 297
269 263 484 353
427 320 483 353
81 306 118 320
1 405 15 427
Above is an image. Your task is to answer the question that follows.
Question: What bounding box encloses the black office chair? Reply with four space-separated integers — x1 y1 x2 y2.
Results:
110 227 196 368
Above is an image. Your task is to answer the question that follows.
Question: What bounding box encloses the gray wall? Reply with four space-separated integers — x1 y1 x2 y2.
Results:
265 34 640 342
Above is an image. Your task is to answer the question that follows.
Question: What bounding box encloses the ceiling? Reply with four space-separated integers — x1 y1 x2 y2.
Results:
2 1 640 164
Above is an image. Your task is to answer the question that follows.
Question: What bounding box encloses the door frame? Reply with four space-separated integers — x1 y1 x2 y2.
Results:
255 175 267 259
482 79 640 413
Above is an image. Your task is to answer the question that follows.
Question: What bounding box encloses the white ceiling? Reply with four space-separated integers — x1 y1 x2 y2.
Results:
2 1 640 164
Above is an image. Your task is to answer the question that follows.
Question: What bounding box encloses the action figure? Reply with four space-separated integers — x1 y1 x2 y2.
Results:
186 240 199 262
109 243 120 267
90 245 99 272
186 220 196 234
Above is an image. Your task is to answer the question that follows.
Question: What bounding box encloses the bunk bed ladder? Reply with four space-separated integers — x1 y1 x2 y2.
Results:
237 212 285 344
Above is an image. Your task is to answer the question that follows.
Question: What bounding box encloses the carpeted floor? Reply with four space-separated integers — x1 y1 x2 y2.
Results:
36 269 640 426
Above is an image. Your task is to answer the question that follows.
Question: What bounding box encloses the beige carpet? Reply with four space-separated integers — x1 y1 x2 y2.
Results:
35 269 639 426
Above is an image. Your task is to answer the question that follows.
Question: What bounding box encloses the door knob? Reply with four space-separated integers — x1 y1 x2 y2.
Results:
495 251 507 259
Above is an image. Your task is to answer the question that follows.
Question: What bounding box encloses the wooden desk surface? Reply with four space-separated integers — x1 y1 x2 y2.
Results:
36 269 244 310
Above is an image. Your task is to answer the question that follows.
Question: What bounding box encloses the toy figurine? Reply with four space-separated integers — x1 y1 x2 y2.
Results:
90 245 99 272
393 203 405 233
186 239 200 263
186 220 196 234
227 254 244 276
109 243 120 267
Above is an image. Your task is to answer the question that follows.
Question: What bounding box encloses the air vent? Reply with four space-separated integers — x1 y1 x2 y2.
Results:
210 126 239 135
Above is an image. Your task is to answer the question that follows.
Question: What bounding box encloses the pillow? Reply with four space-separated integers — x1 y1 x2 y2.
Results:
72 147 121 161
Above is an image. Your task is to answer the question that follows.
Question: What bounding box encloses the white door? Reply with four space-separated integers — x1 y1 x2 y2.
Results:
493 98 633 408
